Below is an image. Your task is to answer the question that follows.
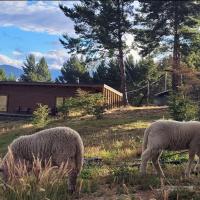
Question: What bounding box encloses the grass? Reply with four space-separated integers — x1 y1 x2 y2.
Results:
2 106 199 199
0 149 70 200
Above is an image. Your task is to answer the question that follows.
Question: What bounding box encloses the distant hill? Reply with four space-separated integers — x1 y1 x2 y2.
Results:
0 65 61 81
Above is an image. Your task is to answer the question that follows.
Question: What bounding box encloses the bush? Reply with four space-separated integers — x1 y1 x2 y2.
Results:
58 97 78 119
76 89 106 119
59 89 107 119
168 93 198 121
32 104 50 128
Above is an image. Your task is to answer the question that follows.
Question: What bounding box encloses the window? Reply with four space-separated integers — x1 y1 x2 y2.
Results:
56 97 64 108
0 96 7 112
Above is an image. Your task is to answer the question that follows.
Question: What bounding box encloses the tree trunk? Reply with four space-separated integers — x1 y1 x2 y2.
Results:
117 0 128 106
172 1 181 91
118 47 129 106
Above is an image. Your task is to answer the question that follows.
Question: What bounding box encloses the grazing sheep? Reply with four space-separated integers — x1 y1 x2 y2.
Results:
140 120 200 178
0 127 84 193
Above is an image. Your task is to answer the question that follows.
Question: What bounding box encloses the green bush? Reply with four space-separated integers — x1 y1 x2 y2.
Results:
76 89 107 118
59 89 107 119
58 97 78 118
168 93 198 121
32 104 50 128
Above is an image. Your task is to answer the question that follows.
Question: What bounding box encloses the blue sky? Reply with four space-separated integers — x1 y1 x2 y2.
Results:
0 1 140 70
0 1 76 70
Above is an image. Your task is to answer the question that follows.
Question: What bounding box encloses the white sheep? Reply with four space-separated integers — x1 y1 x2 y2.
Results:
0 127 84 193
140 120 200 177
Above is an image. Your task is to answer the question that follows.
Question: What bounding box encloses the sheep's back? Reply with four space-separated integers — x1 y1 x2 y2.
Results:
10 127 83 165
147 120 200 150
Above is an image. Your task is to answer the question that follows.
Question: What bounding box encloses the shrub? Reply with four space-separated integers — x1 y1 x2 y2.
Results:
168 93 198 121
32 104 50 128
59 89 107 119
58 97 78 118
76 89 107 119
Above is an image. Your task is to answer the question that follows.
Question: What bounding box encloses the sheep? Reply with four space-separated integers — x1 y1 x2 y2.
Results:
140 120 200 178
0 127 84 193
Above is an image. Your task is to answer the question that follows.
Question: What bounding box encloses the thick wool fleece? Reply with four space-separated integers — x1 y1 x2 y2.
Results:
140 120 200 177
0 127 84 192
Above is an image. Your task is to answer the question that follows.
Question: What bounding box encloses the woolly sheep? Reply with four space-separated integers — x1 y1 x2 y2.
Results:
140 120 200 177
0 127 84 193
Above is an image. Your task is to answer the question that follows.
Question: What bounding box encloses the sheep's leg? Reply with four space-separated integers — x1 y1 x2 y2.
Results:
152 151 165 178
185 151 195 178
140 148 152 175
68 169 78 193
193 154 200 175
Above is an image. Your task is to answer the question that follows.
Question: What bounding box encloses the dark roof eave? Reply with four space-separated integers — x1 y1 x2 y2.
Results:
0 81 104 89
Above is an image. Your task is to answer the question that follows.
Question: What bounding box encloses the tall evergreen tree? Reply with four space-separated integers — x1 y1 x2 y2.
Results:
21 55 51 82
36 57 51 82
59 0 135 105
21 54 37 82
134 1 200 91
57 55 91 84
92 60 109 84
92 55 158 91
0 69 7 81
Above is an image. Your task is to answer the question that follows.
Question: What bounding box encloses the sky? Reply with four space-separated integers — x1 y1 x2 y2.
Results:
0 1 77 70
0 1 140 70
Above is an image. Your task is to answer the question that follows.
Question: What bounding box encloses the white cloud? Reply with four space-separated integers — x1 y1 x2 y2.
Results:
12 50 22 57
0 54 23 67
0 48 69 70
30 49 69 69
0 1 75 35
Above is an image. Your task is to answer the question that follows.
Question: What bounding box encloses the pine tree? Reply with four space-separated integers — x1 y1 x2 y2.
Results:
36 57 51 82
59 0 135 105
21 54 37 82
134 1 200 91
21 55 51 82
57 55 91 84
126 55 159 90
92 60 109 84
92 55 158 91
0 69 7 81
7 73 16 81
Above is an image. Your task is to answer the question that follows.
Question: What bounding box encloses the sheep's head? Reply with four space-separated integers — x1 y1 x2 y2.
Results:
0 165 8 182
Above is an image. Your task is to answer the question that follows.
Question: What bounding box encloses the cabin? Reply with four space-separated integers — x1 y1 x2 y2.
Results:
0 81 122 115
